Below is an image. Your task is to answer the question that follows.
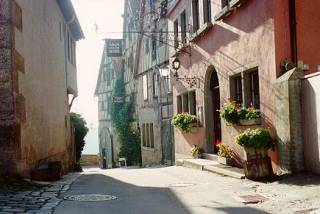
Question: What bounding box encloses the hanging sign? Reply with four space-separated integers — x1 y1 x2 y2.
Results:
112 96 125 103
106 39 122 57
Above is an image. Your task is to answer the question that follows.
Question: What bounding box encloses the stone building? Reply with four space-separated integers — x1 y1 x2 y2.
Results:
95 39 122 168
0 0 83 176
167 0 320 174
135 0 174 166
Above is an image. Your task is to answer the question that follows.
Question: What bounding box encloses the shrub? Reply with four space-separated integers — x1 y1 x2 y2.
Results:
217 144 232 158
236 128 273 149
190 145 204 157
70 113 89 163
219 99 261 124
245 107 261 119
172 113 197 133
219 100 239 124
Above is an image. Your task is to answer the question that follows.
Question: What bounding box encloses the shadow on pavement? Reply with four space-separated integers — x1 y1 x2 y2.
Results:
55 170 269 214
276 172 320 186
55 173 189 214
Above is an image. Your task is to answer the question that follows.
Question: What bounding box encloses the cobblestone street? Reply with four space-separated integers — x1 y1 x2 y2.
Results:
0 173 80 214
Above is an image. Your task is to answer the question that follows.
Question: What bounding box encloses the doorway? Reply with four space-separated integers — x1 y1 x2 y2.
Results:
210 70 221 153
204 66 221 153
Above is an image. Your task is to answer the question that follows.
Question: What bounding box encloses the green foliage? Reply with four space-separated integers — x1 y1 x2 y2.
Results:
236 128 273 149
110 75 141 165
245 107 261 119
219 100 261 124
190 145 204 157
219 101 239 124
171 113 197 133
70 113 89 162
217 144 232 158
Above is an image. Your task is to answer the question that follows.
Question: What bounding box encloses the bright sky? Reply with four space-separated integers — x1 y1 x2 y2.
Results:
71 0 124 154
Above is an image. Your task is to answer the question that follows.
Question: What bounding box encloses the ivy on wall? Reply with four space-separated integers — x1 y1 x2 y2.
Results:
110 74 141 165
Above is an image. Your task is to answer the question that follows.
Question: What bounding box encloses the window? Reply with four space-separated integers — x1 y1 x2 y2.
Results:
142 123 154 148
180 11 187 44
231 75 243 104
153 73 159 97
142 124 147 147
230 68 260 109
67 31 70 61
177 91 196 115
160 0 168 18
221 0 230 8
203 0 211 23
174 19 179 49
159 29 164 46
192 0 200 32
166 75 172 93
151 35 157 61
145 38 149 53
248 70 260 108
106 72 111 86
143 74 148 100
177 96 182 113
149 0 155 14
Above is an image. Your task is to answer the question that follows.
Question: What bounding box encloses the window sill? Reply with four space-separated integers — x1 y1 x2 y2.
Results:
229 0 248 8
214 6 232 21
142 147 155 152
189 22 213 43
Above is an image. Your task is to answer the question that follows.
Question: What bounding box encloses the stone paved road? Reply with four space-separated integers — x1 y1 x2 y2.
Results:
0 173 80 214
1 166 320 214
55 166 269 214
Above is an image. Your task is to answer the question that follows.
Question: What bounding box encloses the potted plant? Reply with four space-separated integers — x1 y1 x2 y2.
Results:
217 144 234 166
238 106 261 126
236 128 273 180
190 145 204 158
172 113 197 133
219 100 239 124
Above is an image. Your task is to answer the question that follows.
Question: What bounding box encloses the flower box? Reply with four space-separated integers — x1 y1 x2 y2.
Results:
239 118 261 126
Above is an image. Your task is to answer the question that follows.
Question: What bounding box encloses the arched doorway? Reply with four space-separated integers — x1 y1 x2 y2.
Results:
204 66 221 153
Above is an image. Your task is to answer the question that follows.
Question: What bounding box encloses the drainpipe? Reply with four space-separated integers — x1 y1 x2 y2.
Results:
289 0 297 65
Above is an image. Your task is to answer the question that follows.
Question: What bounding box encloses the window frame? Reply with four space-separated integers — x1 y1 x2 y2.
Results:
180 10 187 44
203 0 211 24
192 0 200 33
143 74 148 101
177 91 197 115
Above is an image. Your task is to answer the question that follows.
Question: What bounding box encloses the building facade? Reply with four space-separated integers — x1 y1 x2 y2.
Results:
134 0 175 166
167 0 320 174
0 0 83 176
95 39 122 168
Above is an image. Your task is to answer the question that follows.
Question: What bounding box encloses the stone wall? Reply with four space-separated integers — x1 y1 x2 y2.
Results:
275 68 304 173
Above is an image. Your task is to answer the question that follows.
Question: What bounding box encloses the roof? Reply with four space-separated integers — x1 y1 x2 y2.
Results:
57 0 84 41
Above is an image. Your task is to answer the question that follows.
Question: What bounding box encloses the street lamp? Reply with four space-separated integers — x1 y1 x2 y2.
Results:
172 57 181 77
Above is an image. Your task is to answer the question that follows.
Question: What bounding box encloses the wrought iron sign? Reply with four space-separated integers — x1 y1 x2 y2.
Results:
176 75 201 88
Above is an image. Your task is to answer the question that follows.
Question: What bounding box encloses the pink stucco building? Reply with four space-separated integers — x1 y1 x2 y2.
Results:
167 0 320 174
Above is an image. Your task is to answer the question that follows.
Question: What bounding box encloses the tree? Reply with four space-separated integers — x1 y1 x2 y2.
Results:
70 113 89 162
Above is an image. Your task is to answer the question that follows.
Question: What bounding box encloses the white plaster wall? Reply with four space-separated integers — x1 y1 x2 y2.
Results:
302 73 320 174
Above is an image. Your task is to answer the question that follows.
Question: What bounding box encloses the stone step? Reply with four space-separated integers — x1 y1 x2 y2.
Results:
176 158 245 179
201 153 219 161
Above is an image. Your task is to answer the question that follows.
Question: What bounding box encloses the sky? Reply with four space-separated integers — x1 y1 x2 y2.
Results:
71 0 124 154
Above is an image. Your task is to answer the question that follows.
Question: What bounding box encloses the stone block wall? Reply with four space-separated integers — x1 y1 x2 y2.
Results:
275 68 304 173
